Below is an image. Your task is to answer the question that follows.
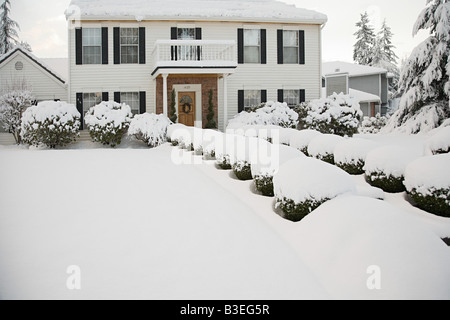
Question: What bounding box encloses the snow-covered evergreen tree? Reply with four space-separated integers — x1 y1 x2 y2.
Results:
384 0 450 134
353 12 376 65
0 0 20 54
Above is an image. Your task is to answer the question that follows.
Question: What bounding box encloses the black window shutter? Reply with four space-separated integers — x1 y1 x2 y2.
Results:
75 28 82 65
102 27 108 65
114 27 120 64
114 92 121 103
278 89 284 103
237 29 244 64
261 90 267 103
102 92 109 101
139 91 146 114
238 90 244 113
300 89 306 103
139 27 146 64
195 28 202 40
299 30 305 65
277 30 283 64
171 27 178 61
260 29 267 64
76 93 83 130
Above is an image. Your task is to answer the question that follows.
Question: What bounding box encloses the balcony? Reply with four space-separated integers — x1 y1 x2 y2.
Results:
151 40 238 77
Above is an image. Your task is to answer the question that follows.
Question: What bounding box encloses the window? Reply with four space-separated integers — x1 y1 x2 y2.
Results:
244 90 261 109
177 28 195 40
82 28 102 64
121 92 140 114
284 90 300 107
244 29 260 64
120 28 139 64
83 92 102 112
283 31 299 64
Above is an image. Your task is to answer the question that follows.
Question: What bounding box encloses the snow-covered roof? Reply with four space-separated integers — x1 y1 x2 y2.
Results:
66 0 328 24
349 89 380 103
323 61 387 78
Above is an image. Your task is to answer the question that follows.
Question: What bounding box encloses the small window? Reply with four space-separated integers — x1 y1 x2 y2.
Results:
244 90 261 110
120 28 139 64
82 28 102 64
177 28 195 40
15 61 24 71
121 92 140 114
283 31 299 64
284 90 300 107
244 29 260 64
83 92 102 113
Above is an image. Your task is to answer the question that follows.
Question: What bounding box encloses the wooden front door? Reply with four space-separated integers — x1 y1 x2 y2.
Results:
178 92 196 127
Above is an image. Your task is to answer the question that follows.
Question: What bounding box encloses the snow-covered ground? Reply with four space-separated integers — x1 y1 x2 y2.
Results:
0 137 449 300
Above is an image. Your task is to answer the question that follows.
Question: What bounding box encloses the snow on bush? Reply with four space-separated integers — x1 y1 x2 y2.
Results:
364 146 422 193
215 133 240 170
20 101 81 148
251 144 304 197
359 114 388 134
404 154 450 218
0 89 33 144
167 125 196 150
334 138 381 175
278 128 299 146
227 101 299 129
289 129 322 155
298 93 362 137
84 101 133 148
167 123 186 146
308 134 345 164
201 129 223 159
128 113 172 148
426 126 450 155
235 125 282 143
231 137 272 181
273 157 356 222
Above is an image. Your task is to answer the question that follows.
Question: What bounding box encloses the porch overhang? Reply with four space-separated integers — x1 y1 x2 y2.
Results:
151 65 237 78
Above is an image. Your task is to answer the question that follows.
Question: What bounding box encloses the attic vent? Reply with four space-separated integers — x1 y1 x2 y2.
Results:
335 68 340 73
15 61 24 71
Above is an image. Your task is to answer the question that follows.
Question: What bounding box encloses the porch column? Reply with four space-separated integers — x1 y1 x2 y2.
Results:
223 74 228 130
162 73 169 116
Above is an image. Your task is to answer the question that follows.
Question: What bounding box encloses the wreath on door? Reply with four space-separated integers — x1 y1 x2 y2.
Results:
180 95 193 114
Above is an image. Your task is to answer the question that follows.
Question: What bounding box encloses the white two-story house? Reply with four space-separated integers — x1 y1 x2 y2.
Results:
66 0 327 130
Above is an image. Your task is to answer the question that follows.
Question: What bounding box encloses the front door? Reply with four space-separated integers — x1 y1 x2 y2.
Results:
178 92 196 127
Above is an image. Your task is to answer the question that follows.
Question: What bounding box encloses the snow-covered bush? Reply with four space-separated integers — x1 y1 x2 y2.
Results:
167 125 195 150
167 123 186 146
84 101 133 148
251 144 304 197
273 157 356 222
334 138 380 175
0 89 33 144
359 114 388 134
215 134 240 170
404 154 450 218
227 101 299 129
202 130 223 159
364 146 422 193
289 129 322 155
426 126 450 155
20 101 81 148
297 93 363 137
308 134 345 164
278 128 298 146
128 113 172 148
231 137 271 181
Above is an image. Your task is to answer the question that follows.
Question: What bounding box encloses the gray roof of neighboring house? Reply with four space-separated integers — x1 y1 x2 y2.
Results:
323 61 388 78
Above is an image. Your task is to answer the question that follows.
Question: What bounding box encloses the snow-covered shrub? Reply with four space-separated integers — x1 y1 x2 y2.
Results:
298 93 363 137
278 128 298 146
20 101 81 148
84 101 133 148
234 125 282 143
308 134 345 164
202 130 223 159
426 126 450 155
404 154 450 218
128 113 172 148
251 144 304 197
232 137 271 181
289 129 322 155
168 125 195 150
227 101 299 129
359 114 388 134
334 138 380 175
364 146 422 193
191 128 205 155
0 89 33 144
215 134 240 170
167 123 186 146
273 157 356 222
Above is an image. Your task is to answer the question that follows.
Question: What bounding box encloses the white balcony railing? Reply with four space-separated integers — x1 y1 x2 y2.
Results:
151 40 237 75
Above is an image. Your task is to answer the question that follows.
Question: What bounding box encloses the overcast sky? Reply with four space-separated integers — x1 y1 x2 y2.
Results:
9 0 429 64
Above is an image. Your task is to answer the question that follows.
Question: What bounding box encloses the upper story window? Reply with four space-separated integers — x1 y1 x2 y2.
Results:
244 29 260 64
177 28 195 40
283 31 299 64
82 28 102 64
120 28 139 64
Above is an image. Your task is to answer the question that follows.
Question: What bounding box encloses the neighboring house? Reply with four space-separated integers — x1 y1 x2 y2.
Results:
66 0 327 130
0 47 68 132
322 61 391 117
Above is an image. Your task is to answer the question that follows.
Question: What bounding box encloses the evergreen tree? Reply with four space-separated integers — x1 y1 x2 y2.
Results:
353 12 376 65
0 0 20 54
169 89 177 123
205 90 217 129
377 20 399 65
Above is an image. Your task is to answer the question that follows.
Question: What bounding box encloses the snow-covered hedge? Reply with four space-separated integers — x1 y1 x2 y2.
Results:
364 146 422 193
231 137 272 181
167 123 186 146
20 101 81 148
404 154 450 218
202 130 223 159
251 144 304 197
278 128 298 146
359 114 388 134
128 113 172 148
215 134 240 170
334 138 380 175
273 157 356 222
297 93 362 137
227 101 299 129
84 101 133 148
289 129 322 155
308 134 345 164
426 126 450 155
